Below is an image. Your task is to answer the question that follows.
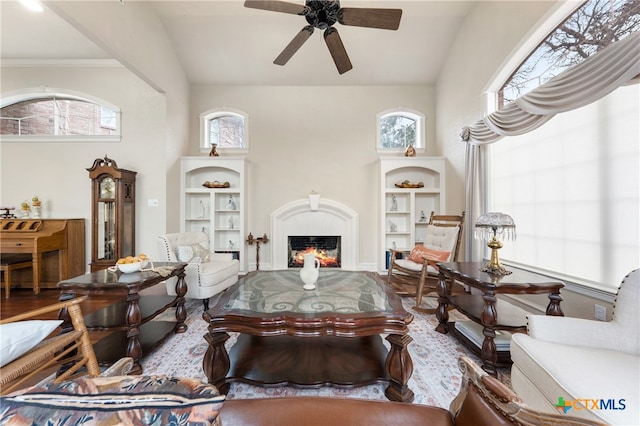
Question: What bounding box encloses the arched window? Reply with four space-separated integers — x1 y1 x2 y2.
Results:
484 0 640 291
200 108 248 154
0 89 121 141
499 0 640 107
376 109 424 153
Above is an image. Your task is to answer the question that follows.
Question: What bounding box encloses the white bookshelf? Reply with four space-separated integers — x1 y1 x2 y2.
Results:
180 156 247 273
378 157 446 272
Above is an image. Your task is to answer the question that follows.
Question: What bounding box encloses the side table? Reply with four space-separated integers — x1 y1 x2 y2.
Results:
434 262 564 376
58 262 188 374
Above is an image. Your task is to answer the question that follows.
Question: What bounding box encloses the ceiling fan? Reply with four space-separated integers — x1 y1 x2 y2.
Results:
244 1 402 74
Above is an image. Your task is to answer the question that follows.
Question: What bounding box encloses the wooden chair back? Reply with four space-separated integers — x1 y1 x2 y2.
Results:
0 296 100 395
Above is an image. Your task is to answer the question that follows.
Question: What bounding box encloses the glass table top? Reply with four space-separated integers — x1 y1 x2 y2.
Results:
223 270 392 314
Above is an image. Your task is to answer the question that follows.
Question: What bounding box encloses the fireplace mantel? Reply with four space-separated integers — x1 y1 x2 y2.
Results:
270 198 358 270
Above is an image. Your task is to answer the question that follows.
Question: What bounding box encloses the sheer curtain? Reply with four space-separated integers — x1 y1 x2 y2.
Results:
461 31 640 287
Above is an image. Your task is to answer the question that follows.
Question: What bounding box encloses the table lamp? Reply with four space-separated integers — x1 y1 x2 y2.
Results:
474 212 516 275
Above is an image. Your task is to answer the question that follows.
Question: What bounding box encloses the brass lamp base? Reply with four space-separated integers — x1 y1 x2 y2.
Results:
480 238 512 276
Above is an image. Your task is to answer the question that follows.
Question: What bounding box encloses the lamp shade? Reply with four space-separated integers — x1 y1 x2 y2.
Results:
474 212 516 242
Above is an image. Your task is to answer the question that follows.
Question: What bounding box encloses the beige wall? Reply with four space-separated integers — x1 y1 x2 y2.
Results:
189 85 436 269
0 66 168 262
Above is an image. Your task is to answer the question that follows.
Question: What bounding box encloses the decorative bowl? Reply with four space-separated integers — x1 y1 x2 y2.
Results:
117 262 142 274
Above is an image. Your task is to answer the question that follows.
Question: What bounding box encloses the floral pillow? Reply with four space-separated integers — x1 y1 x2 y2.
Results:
1 375 225 426
408 245 451 265
176 242 210 263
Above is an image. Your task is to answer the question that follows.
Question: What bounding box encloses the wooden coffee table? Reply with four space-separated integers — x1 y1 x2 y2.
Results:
203 270 414 402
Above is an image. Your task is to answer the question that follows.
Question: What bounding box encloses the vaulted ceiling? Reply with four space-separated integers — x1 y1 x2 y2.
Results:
1 0 477 86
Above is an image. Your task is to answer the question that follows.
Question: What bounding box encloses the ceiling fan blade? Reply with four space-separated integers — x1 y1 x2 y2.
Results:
324 27 352 75
338 8 402 30
274 26 314 66
244 1 307 15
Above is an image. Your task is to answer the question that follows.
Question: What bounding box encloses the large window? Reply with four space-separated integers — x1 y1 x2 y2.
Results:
200 108 248 154
485 0 639 291
376 109 424 153
500 0 639 106
0 92 121 141
488 84 639 291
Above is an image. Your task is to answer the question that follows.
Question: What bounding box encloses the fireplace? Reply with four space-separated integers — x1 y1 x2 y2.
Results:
271 198 358 270
288 236 341 268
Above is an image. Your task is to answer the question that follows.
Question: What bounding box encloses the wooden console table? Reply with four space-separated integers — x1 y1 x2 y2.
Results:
435 262 564 376
57 262 188 374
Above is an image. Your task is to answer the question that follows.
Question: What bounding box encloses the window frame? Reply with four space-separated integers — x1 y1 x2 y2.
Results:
0 87 121 143
199 107 249 155
376 108 425 154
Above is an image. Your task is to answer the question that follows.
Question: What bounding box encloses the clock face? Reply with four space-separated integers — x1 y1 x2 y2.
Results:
100 177 115 198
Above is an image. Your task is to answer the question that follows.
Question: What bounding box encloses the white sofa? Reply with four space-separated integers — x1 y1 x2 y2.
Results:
510 269 639 425
156 232 239 310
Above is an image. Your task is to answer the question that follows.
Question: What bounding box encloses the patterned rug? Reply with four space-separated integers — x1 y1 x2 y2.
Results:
141 295 511 409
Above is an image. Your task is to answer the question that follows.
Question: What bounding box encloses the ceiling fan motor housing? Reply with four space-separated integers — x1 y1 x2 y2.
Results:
305 0 340 29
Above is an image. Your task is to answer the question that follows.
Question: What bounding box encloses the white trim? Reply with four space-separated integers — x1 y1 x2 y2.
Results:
0 135 121 143
271 198 359 270
481 1 583 115
501 260 619 299
199 107 249 154
1 87 120 111
0 87 122 139
376 107 425 154
1 59 123 68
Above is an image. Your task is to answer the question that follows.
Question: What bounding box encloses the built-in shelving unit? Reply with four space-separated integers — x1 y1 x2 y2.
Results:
180 157 247 273
378 157 446 272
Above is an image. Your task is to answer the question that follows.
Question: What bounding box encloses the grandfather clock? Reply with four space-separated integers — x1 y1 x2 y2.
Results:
87 156 137 272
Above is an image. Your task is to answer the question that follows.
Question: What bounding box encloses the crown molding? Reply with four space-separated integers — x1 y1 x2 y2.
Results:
0 59 122 68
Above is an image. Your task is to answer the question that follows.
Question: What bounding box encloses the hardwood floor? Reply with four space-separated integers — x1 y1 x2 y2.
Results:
0 287 123 388
1 287 121 349
1 288 119 320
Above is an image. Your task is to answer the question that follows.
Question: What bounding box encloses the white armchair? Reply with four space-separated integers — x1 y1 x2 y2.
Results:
157 232 239 310
510 269 639 425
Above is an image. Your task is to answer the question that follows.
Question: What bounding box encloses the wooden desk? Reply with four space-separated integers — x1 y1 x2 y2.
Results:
58 262 188 375
434 262 564 376
0 219 85 292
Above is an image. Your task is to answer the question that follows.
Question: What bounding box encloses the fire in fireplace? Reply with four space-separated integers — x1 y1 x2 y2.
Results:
288 236 341 268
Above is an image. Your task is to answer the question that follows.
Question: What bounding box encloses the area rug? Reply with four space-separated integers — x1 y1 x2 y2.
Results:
141 296 510 409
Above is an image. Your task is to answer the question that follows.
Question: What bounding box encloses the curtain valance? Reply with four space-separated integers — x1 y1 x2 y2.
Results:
461 31 640 145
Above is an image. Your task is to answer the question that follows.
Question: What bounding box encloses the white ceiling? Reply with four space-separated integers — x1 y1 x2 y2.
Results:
1 0 477 86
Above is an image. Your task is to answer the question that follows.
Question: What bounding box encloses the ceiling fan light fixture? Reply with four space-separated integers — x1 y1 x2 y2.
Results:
246 0 402 74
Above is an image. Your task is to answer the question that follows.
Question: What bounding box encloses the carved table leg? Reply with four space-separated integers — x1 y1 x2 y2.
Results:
203 331 231 395
384 333 414 403
546 291 564 316
125 292 143 375
174 269 188 333
480 290 498 377
435 271 450 334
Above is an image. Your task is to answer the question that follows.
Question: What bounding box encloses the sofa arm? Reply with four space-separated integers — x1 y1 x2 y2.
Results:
527 315 624 350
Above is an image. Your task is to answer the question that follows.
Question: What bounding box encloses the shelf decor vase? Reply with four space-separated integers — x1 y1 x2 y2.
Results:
300 253 320 290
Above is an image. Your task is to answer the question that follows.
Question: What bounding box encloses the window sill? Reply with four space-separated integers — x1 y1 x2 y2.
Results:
1 135 121 143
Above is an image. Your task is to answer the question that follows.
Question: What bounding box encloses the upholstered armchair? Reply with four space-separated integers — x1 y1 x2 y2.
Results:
157 232 239 310
387 211 465 313
510 269 639 425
